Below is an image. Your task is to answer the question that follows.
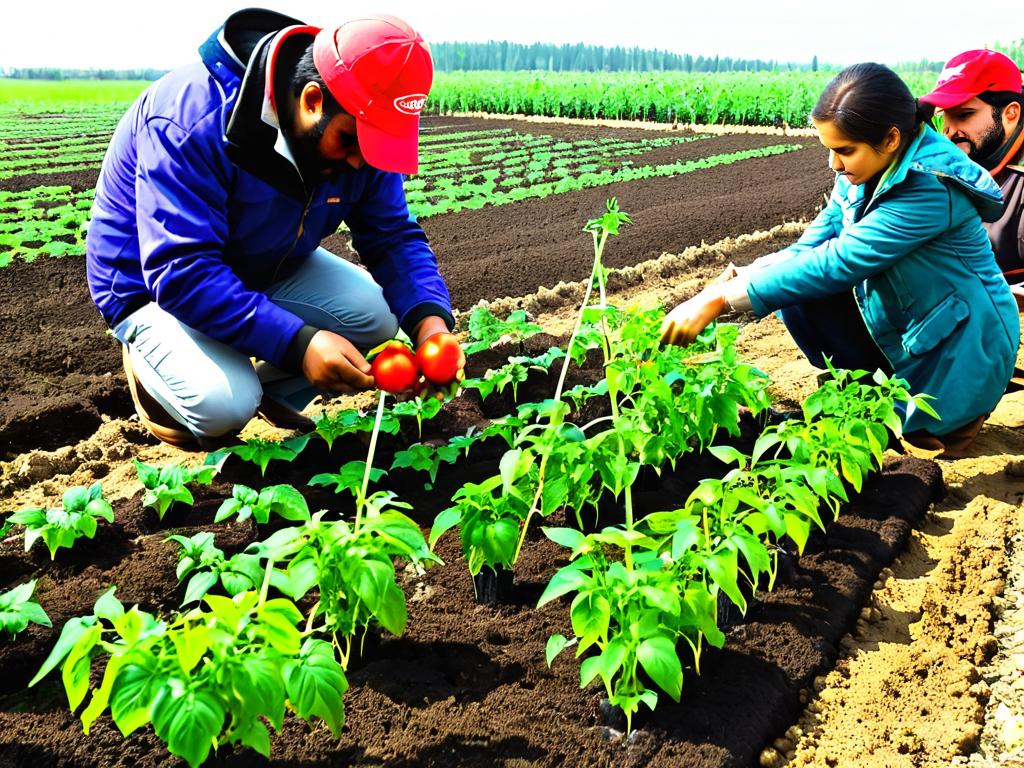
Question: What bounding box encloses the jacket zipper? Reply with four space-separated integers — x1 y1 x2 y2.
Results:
268 193 313 286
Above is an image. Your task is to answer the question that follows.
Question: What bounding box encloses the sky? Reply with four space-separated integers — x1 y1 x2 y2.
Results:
1 0 1020 70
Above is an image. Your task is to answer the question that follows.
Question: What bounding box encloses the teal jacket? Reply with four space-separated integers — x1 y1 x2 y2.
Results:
748 125 1019 434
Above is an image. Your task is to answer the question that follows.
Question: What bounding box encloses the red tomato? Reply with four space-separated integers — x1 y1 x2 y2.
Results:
416 333 462 385
371 342 419 393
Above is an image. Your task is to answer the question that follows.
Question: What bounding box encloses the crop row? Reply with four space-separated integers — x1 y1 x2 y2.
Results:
427 70 938 126
0 201 930 765
0 132 802 267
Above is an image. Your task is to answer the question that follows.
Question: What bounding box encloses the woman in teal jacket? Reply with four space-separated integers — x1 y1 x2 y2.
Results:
662 63 1020 454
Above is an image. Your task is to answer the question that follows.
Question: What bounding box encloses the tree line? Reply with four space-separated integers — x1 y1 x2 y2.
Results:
1 39 1019 80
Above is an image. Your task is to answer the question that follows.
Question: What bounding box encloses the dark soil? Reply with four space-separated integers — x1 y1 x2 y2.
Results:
0 117 829 459
0 399 944 767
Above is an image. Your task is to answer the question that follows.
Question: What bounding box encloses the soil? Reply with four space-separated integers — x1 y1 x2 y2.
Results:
0 116 831 459
2 114 1022 768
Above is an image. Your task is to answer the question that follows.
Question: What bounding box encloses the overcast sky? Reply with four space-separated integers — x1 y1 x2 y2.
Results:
2 1 1020 70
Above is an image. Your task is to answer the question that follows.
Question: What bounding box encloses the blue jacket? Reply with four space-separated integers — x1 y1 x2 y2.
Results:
748 125 1020 434
86 10 452 370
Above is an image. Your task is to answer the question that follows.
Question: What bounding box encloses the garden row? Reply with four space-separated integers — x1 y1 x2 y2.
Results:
0 202 941 766
0 124 806 266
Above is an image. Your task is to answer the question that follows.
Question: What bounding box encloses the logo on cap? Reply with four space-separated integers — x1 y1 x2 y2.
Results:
936 62 967 85
394 94 427 115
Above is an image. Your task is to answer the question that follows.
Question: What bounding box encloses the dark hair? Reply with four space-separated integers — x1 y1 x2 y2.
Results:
977 89 1024 121
811 63 932 150
291 44 343 115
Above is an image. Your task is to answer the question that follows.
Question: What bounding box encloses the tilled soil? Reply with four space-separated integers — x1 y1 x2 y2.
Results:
0 368 944 767
5 114 1013 768
0 116 830 459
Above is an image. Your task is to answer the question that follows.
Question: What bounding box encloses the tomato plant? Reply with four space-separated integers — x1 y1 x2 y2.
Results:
0 580 50 639
134 460 217 520
9 482 115 559
371 340 419 393
30 588 346 767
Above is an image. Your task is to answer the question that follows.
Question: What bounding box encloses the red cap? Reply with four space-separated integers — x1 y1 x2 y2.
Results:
313 15 432 175
920 49 1022 109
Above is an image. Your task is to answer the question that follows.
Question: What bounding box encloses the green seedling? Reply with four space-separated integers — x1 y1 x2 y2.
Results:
214 484 311 525
0 580 51 639
135 460 217 520
9 482 114 558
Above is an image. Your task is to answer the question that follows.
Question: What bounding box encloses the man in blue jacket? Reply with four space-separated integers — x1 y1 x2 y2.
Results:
86 10 457 448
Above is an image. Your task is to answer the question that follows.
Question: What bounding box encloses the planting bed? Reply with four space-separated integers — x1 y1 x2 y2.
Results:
2 110 1022 768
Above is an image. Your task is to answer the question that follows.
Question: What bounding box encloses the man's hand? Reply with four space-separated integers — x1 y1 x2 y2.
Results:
302 330 375 393
660 288 727 347
414 316 465 400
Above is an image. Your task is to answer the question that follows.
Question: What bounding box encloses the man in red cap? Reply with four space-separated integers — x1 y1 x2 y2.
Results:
86 10 462 448
921 50 1023 293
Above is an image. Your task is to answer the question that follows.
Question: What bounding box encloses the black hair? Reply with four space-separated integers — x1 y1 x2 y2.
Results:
977 89 1024 120
812 63 932 151
290 43 343 115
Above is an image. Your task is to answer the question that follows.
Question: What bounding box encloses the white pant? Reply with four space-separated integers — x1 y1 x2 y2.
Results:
113 248 398 438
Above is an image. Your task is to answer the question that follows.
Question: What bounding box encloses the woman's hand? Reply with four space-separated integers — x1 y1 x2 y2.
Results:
660 288 728 346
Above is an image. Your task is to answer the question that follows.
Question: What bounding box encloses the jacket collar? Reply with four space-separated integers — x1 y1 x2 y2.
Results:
200 9 315 201
865 124 1004 222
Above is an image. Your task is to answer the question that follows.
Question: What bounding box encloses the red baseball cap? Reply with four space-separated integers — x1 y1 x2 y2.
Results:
920 49 1022 109
313 15 432 175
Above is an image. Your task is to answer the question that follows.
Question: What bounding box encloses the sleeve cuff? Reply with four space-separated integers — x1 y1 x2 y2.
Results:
282 324 319 375
721 275 753 313
400 302 455 338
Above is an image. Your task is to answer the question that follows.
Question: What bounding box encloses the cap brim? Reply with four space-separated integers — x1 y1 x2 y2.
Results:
356 118 419 175
920 88 979 109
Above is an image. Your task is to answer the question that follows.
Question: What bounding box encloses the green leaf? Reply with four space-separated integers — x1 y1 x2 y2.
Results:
537 566 591 607
637 636 683 701
570 592 611 645
183 572 219 606
708 445 746 467
429 506 462 549
30 615 98 687
255 599 303 655
63 623 102 710
542 527 587 551
109 664 158 736
284 638 348 738
706 547 746 613
150 682 225 768
93 587 124 622
545 634 569 667
260 485 311 522
231 657 285 732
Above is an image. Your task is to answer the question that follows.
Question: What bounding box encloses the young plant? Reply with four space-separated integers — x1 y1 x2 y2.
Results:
0 580 51 639
135 460 217 520
430 447 537 578
30 587 347 767
214 484 311 525
168 532 268 605
9 482 114 558
464 306 542 355
207 435 311 476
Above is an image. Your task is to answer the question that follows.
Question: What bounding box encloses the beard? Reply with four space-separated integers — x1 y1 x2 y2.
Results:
956 118 1006 161
287 113 351 182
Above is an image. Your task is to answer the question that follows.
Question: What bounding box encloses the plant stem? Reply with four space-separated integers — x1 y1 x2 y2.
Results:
513 224 620 565
258 558 274 605
356 392 387 532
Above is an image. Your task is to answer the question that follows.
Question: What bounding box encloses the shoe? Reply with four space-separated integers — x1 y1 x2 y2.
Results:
122 345 199 449
256 395 315 432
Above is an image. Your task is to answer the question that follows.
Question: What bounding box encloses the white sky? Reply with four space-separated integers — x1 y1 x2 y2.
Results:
1 1 1020 70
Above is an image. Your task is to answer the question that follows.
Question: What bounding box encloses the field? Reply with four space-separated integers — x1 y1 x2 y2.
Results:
0 81 1022 768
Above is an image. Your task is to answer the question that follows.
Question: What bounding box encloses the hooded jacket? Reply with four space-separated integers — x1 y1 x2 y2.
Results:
85 9 452 371
747 124 1020 434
